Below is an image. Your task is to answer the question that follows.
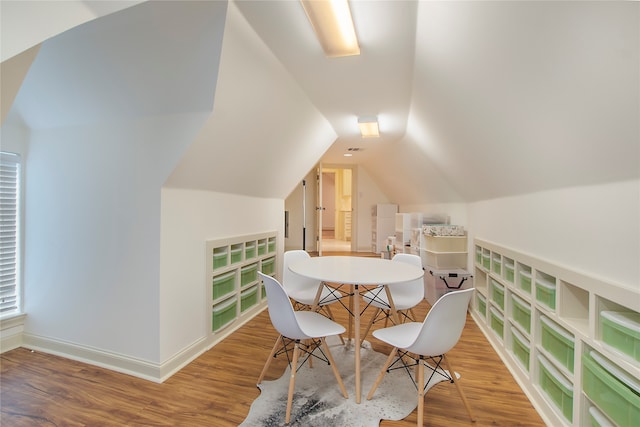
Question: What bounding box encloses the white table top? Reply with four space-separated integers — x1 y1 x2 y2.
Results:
288 255 424 285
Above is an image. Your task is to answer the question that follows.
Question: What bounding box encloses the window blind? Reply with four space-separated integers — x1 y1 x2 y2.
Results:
0 152 20 315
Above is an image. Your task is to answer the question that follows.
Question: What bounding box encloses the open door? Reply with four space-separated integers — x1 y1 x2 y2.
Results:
316 164 355 254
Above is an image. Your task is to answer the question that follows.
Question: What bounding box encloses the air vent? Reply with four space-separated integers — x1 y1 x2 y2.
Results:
347 147 363 151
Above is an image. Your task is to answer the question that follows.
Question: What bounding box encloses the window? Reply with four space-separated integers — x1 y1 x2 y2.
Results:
0 152 20 316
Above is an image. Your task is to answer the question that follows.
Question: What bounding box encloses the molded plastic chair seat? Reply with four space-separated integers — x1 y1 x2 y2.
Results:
361 253 424 344
257 272 348 424
367 288 476 426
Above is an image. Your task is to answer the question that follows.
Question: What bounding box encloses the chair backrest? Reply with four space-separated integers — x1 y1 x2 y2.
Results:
405 288 474 356
258 272 309 340
283 250 322 294
387 253 424 301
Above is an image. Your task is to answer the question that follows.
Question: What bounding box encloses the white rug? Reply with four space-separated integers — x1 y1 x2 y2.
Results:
240 337 454 426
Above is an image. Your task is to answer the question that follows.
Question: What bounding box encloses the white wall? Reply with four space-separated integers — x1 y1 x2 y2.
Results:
468 180 640 289
159 188 283 362
22 114 207 365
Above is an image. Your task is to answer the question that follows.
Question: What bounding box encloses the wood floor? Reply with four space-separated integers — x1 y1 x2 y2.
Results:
1 254 546 426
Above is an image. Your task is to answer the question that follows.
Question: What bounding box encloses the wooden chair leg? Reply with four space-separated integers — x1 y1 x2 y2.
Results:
257 335 282 385
367 347 398 400
324 305 345 345
417 356 425 427
360 308 381 347
321 337 348 399
285 341 301 424
442 354 476 422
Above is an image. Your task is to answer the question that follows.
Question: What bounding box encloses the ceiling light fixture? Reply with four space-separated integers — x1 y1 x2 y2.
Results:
300 0 360 57
358 116 380 138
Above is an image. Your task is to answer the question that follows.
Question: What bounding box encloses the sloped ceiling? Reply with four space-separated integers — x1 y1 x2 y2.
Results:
2 1 638 203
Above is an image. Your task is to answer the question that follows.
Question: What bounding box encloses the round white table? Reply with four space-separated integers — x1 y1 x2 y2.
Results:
288 255 424 403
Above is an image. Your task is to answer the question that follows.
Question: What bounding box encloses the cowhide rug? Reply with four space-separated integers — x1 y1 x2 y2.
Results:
240 337 454 426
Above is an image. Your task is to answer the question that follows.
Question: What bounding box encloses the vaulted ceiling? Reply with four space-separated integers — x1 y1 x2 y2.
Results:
2 1 638 204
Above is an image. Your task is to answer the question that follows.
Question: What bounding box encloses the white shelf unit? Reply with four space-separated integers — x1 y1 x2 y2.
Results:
207 232 277 343
371 204 397 254
421 233 469 304
472 238 640 427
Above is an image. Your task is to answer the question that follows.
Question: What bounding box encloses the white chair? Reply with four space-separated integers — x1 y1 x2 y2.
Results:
256 272 348 424
367 288 475 426
360 253 424 344
283 250 344 316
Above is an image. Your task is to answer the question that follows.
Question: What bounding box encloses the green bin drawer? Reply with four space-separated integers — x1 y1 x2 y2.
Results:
541 315 574 373
212 271 235 300
241 286 258 312
583 351 640 427
492 253 502 275
601 311 640 362
476 292 486 317
589 406 615 427
536 276 556 310
511 294 531 334
257 240 267 255
538 354 573 422
519 269 532 294
241 263 258 286
267 237 276 253
475 247 482 264
511 326 530 371
490 306 504 340
504 260 515 283
491 279 505 310
261 257 275 275
245 242 256 259
212 298 237 331
482 253 491 270
213 247 228 270
230 245 243 264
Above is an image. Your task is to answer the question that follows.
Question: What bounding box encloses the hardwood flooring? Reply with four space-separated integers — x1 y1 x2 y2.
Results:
1 253 545 426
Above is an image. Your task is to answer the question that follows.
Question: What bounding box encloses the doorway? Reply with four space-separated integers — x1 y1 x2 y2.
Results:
319 166 354 253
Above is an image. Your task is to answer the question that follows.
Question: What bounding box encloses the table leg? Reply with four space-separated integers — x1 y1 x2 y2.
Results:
354 284 361 404
384 286 401 324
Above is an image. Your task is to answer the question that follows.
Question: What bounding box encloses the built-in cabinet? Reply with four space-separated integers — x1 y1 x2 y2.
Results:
371 204 397 254
472 238 640 427
207 232 276 343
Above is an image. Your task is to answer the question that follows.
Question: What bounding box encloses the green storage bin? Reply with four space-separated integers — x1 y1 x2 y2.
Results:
212 270 235 300
511 294 531 334
261 257 275 275
212 298 237 331
245 241 256 259
491 279 505 310
241 263 258 286
230 244 243 264
475 247 482 264
511 326 530 370
267 237 276 253
490 306 504 339
600 311 640 363
241 286 258 312
492 253 502 275
504 259 515 283
257 240 267 255
213 247 228 270
536 276 556 310
541 315 575 373
482 251 491 269
588 406 615 427
476 292 487 317
582 351 640 427
519 268 532 294
538 354 573 422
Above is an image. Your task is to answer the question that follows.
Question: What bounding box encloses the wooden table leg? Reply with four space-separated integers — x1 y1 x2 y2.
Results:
384 286 401 324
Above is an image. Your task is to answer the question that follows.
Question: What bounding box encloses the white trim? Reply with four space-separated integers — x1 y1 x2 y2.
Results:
16 306 267 382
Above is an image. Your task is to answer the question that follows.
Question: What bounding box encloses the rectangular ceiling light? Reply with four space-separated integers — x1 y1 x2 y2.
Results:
358 116 379 138
300 0 360 57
